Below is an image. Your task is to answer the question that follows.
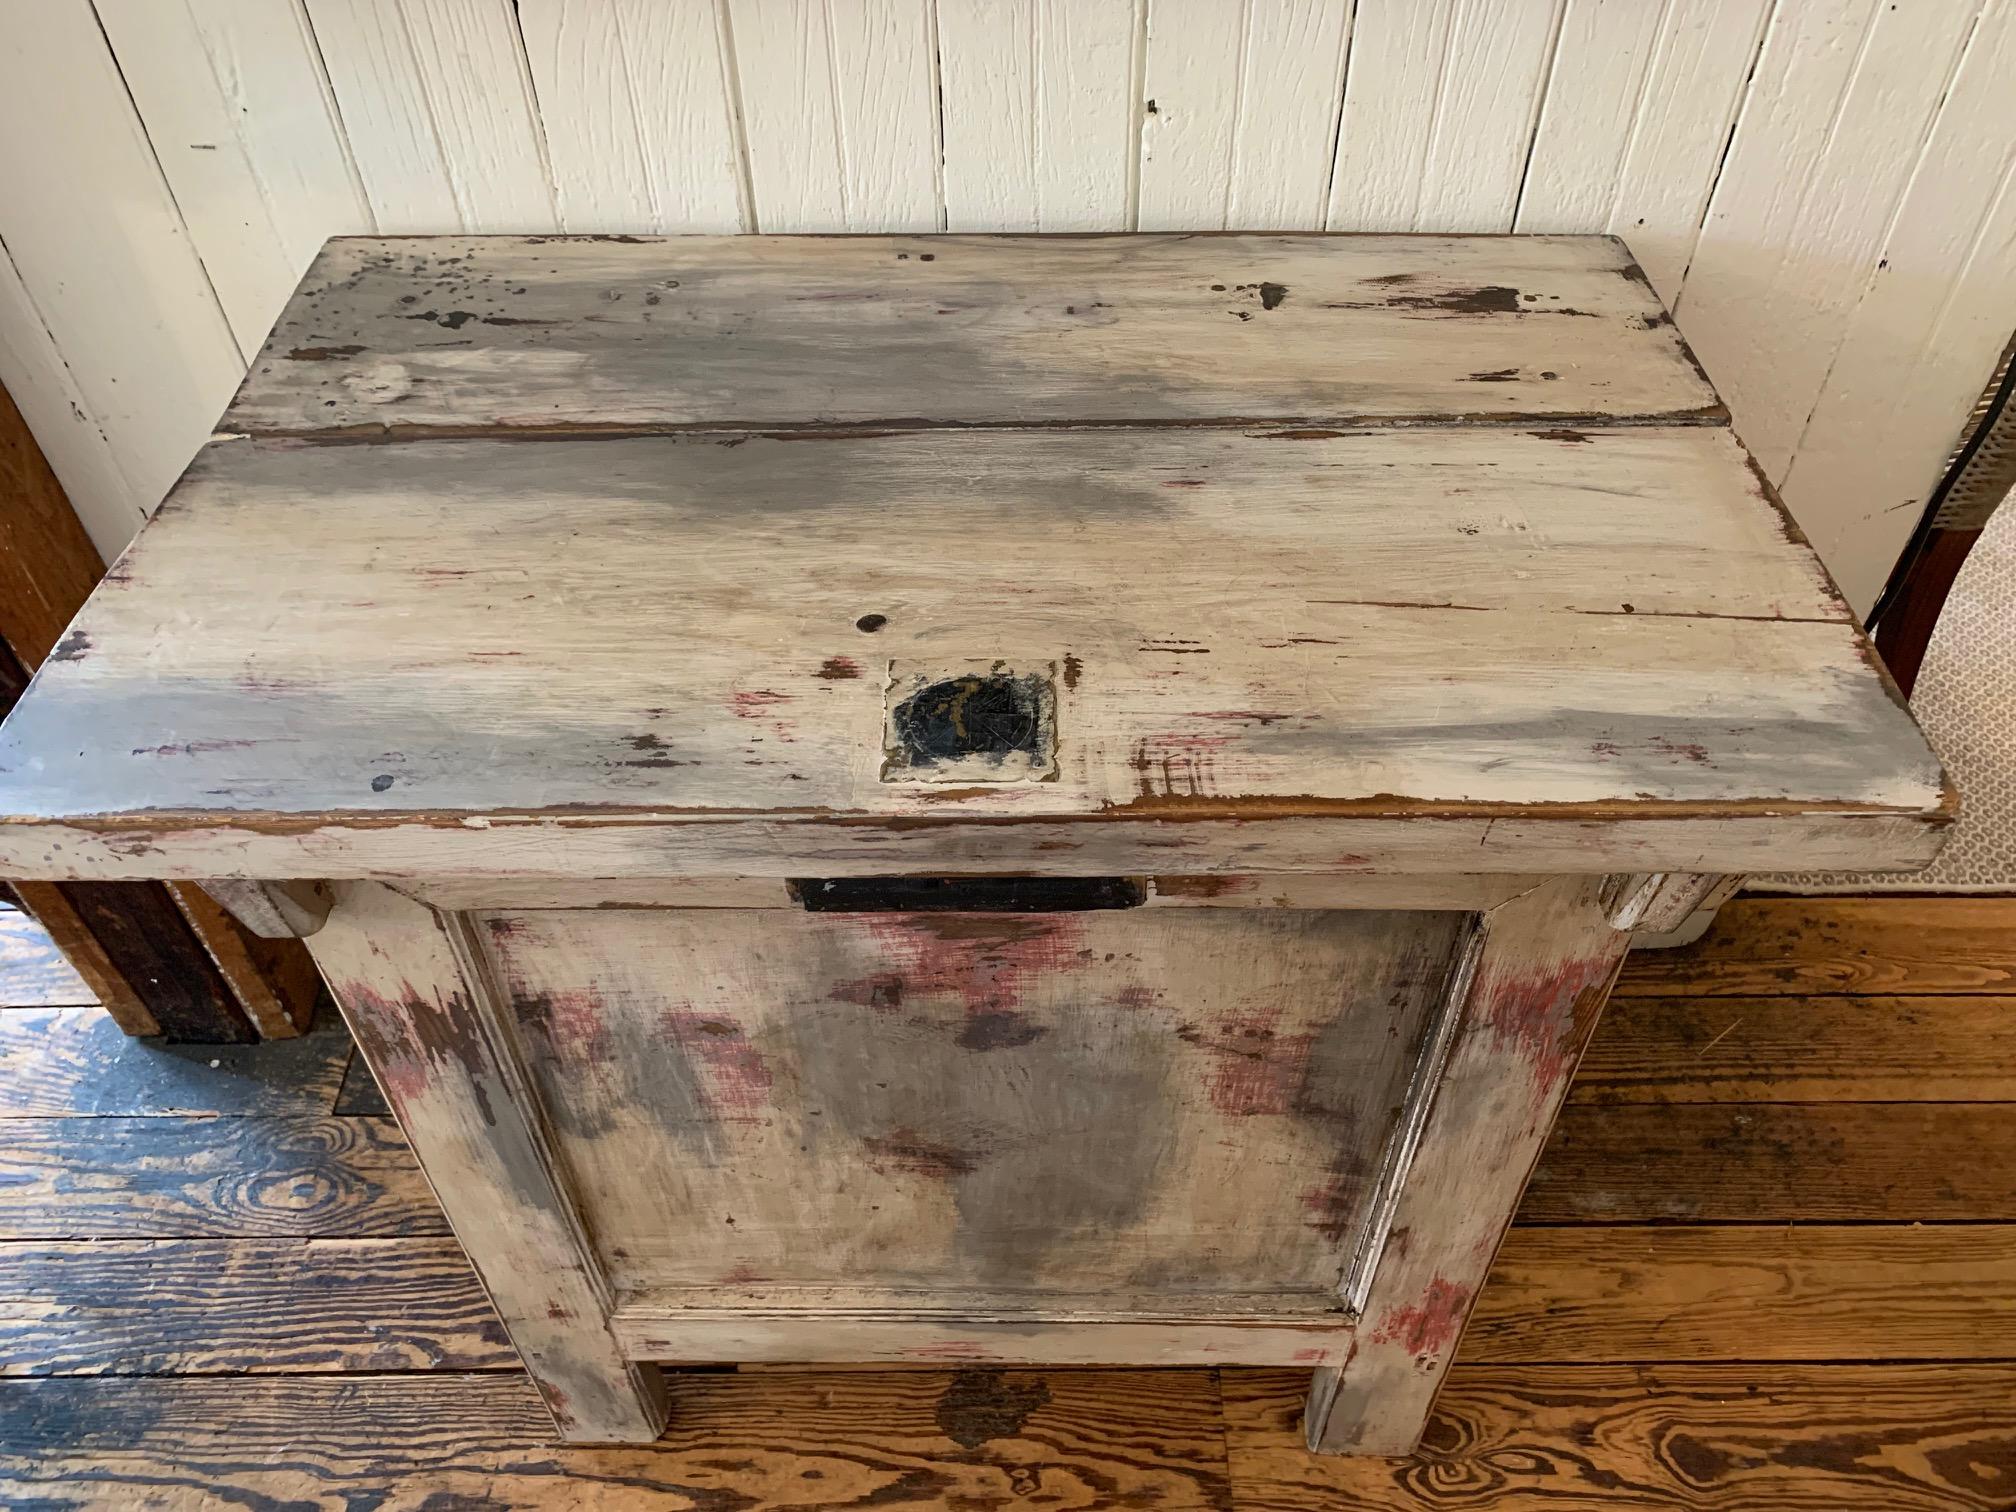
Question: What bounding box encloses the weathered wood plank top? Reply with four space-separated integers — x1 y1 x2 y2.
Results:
0 235 1946 880
225 234 1718 435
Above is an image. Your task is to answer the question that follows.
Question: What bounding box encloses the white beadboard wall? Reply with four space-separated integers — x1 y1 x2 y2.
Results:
2 0 2012 613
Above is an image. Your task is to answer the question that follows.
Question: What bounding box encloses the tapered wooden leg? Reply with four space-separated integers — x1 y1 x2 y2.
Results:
307 882 669 1443
1306 874 1631 1455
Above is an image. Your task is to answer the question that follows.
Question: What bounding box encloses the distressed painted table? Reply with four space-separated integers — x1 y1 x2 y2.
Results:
0 234 1948 1453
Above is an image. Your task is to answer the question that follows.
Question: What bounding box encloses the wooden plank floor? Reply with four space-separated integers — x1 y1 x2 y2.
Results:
0 896 2013 1508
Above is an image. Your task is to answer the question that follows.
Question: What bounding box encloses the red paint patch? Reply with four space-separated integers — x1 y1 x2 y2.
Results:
369 1051 431 1105
538 1383 575 1431
661 1011 773 1115
1481 952 1620 1098
335 981 485 1108
1194 1005 1316 1117
1299 1174 1359 1243
729 688 798 744
522 990 614 1065
1370 1276 1472 1357
1131 732 1237 799
855 914 1090 1018
815 656 862 680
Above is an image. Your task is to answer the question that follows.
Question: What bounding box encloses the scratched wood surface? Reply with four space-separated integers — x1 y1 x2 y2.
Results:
484 905 1461 1302
0 418 1945 880
222 234 1718 434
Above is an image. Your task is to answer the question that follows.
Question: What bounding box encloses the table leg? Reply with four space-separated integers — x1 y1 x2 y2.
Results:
1306 874 1630 1454
307 881 670 1443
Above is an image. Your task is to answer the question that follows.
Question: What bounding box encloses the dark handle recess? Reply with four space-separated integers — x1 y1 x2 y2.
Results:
790 876 1145 913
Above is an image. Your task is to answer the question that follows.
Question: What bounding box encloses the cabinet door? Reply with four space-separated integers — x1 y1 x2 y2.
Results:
480 904 1468 1346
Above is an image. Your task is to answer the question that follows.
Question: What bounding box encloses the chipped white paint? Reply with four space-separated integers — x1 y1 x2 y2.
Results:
0 211 1958 1454
0 234 1946 885
223 233 1718 433
307 881 670 1441
1310 875 1629 1452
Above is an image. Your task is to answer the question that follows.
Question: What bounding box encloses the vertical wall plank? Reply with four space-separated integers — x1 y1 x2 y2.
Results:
94 0 374 359
938 0 1040 229
1138 0 1353 231
1325 0 1453 230
1226 1 1354 229
0 0 244 555
938 0 1137 232
1327 0 1563 233
1676 0 1980 482
518 0 744 234
0 250 146 564
1780 0 2016 613
1603 0 1774 303
728 0 940 233
1515 0 1668 233
305 0 557 233
1137 0 1249 229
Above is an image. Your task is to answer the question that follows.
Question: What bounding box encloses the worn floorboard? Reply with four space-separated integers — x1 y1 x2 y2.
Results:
0 1368 1235 1510
0 1238 509 1376
1573 993 2016 1103
0 893 2011 1505
1524 1102 2016 1223
0 1004 349 1117
333 1047 390 1117
0 1114 446 1239
1467 1226 2016 1361
1615 895 2016 996
0 908 95 1009
1223 1365 2016 1510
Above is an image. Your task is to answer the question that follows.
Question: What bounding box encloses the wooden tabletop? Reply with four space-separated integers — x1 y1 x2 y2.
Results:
0 234 1947 881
